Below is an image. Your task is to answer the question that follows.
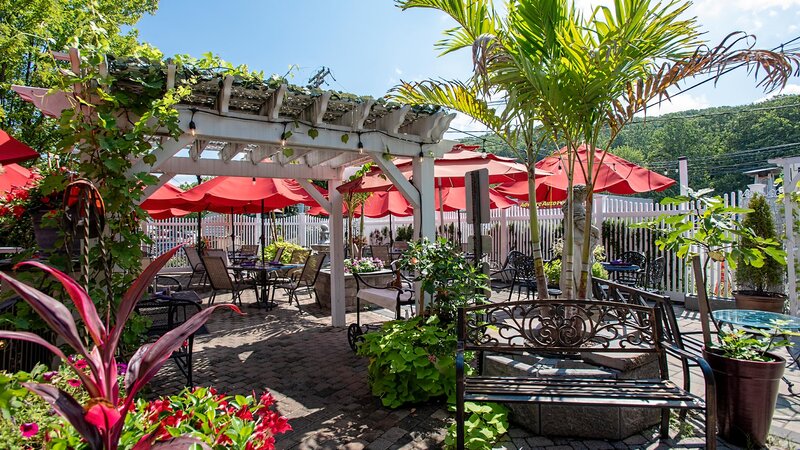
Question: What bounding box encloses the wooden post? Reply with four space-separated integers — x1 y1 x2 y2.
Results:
692 255 713 346
329 178 346 327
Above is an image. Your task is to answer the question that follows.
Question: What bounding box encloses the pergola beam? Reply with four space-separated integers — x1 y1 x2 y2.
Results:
297 179 331 212
249 145 280 165
158 157 337 179
259 84 287 119
218 75 234 114
304 91 332 126
138 172 175 205
219 142 246 163
127 134 194 177
376 105 410 135
371 153 420 209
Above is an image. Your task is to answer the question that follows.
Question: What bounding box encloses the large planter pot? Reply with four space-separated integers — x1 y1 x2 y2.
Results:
703 348 785 448
30 209 79 255
733 290 786 313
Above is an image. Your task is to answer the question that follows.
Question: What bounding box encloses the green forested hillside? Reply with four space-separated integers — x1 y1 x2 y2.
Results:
460 95 800 197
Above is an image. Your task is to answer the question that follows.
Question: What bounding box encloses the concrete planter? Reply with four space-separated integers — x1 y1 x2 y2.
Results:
684 294 735 312
314 269 394 312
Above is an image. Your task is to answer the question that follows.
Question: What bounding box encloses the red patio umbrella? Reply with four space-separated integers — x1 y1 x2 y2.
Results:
497 144 676 202
337 144 550 193
0 164 38 194
144 177 320 213
141 184 191 219
0 129 39 165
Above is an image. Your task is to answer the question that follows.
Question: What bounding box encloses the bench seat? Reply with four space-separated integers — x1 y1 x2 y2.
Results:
356 287 413 311
465 376 705 408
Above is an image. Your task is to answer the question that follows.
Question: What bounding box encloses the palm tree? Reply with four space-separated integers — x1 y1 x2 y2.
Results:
392 0 800 298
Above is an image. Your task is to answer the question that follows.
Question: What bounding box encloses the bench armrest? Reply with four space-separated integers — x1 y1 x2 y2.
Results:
662 341 716 390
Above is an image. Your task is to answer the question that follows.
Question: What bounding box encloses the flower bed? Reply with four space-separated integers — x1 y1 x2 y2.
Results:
343 257 384 274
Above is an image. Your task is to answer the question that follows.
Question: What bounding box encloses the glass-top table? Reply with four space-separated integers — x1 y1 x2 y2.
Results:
715 309 800 330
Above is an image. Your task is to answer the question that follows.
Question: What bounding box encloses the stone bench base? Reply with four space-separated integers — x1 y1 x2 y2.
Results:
484 352 660 440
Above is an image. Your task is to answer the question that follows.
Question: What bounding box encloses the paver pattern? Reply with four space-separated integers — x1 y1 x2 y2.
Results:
149 282 800 450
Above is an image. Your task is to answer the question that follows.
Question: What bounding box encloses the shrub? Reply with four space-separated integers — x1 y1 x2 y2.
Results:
263 240 305 263
544 259 608 286
444 402 509 450
736 194 784 293
395 224 414 242
356 316 458 408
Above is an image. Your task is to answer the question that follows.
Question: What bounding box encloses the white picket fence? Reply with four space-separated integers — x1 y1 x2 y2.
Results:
146 191 758 298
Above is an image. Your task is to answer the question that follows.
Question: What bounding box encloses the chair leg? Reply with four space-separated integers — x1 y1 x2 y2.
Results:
208 292 216 305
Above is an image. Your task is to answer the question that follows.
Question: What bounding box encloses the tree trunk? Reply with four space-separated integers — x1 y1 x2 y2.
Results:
528 171 549 299
562 148 576 299
577 189 595 299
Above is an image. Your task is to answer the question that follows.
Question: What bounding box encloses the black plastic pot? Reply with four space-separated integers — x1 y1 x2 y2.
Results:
704 348 785 448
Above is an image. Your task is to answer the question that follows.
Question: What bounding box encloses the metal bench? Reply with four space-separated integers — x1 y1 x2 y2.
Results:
455 299 716 450
347 263 415 351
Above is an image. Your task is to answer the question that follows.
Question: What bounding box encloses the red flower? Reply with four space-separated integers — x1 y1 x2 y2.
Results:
66 379 81 388
19 423 38 438
16 190 29 201
236 408 253 420
73 359 88 370
41 196 50 204
0 206 9 217
12 205 25 219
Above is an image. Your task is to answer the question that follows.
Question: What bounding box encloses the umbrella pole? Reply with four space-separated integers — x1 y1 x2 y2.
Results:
457 210 462 246
437 178 444 238
261 199 266 262
196 175 202 249
389 214 394 248
230 207 236 261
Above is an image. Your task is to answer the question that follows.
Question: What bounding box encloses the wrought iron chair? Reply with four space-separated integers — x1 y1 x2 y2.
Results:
617 251 647 287
202 256 259 306
509 254 537 301
490 250 525 293
643 256 666 292
275 252 326 308
135 291 203 386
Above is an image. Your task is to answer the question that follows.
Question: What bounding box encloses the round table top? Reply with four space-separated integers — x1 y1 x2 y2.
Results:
715 309 800 330
600 262 641 272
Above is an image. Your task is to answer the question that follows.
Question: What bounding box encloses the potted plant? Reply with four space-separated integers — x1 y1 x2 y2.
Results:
734 194 787 312
703 327 796 447
343 257 384 274
637 189 787 447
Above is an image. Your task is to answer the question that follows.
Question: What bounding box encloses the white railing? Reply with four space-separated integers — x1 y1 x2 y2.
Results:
146 191 756 298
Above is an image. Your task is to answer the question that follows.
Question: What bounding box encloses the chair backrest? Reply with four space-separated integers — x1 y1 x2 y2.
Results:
184 246 203 270
239 244 259 257
370 245 391 264
300 253 326 284
206 249 230 267
620 251 646 267
270 246 285 264
646 257 666 289
506 250 526 269
202 256 234 290
512 255 536 280
393 241 409 253
288 248 310 264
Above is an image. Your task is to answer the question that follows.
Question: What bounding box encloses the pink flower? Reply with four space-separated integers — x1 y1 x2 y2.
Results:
42 371 58 382
19 422 38 438
67 379 81 388
116 362 128 375
73 359 88 370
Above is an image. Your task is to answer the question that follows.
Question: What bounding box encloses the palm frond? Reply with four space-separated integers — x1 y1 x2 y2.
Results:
396 0 498 56
388 79 506 133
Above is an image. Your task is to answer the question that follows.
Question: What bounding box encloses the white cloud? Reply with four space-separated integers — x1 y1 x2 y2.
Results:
639 93 710 117
756 83 800 102
394 67 403 76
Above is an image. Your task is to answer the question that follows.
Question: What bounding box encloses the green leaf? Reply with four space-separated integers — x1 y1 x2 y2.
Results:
308 128 319 139
282 148 294 157
341 133 350 144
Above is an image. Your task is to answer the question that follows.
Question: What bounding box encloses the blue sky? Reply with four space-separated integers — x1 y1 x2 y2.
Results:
134 0 800 139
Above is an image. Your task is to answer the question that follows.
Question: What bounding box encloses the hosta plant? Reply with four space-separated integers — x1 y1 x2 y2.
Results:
0 245 240 450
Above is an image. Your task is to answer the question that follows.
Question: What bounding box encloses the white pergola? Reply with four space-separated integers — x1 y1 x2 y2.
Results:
107 61 458 326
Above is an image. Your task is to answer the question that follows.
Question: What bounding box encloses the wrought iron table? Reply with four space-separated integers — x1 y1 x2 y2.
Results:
230 262 302 308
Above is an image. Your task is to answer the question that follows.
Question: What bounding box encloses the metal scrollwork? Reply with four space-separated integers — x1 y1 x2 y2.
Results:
463 300 657 353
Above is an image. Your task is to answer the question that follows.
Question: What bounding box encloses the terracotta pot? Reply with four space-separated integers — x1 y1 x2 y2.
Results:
733 290 786 313
703 348 785 448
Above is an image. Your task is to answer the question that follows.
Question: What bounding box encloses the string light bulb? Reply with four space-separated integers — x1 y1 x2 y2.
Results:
357 133 364 154
188 109 197 137
280 123 289 147
252 177 257 185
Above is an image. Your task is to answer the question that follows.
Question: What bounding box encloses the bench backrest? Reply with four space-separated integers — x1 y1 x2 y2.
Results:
592 278 686 351
458 299 661 355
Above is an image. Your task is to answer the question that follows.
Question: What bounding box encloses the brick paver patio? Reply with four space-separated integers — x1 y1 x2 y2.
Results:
149 281 800 449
